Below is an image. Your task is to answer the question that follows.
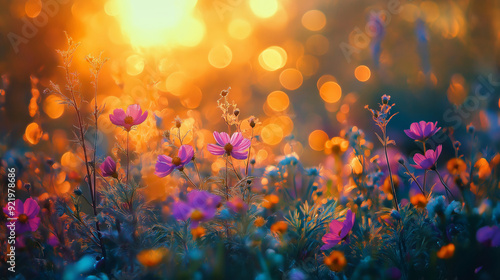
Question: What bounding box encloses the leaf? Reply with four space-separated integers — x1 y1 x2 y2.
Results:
374 132 384 145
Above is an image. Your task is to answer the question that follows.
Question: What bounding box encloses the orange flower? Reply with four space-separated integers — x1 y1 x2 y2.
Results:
447 158 467 176
381 175 400 194
410 193 427 208
475 158 491 180
271 221 288 234
262 194 279 209
191 226 206 239
324 251 347 272
254 216 266 227
137 248 168 267
437 243 455 259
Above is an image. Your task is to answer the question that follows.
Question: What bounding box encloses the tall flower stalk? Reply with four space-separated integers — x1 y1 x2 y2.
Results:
44 34 106 258
366 95 399 211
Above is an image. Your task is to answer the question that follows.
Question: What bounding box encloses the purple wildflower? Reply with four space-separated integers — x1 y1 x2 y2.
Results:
155 145 194 177
476 225 500 247
3 198 40 234
100 156 117 178
109 104 148 131
404 121 441 142
207 131 251 160
321 209 355 250
172 190 221 228
411 145 442 170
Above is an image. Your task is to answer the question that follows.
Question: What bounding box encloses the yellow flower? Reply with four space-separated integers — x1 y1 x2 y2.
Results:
270 221 288 234
254 216 266 227
137 248 168 267
447 158 467 176
437 243 455 259
410 193 427 208
191 226 206 239
262 194 279 209
324 251 347 272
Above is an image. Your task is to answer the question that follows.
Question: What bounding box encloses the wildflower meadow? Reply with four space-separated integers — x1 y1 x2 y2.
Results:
1 1 500 279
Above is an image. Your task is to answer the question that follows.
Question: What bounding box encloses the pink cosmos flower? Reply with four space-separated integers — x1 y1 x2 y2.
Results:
100 156 117 178
109 104 148 131
321 209 355 250
207 132 251 160
155 145 194 177
3 198 40 234
410 145 442 170
172 190 221 228
404 121 441 141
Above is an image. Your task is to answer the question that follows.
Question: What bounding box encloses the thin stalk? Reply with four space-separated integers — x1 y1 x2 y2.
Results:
180 169 198 189
126 132 129 184
225 155 229 200
383 130 399 211
400 163 426 196
434 169 456 201
421 142 427 193
228 159 242 180
245 128 254 176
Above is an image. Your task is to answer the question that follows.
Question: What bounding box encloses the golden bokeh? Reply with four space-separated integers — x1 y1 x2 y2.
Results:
259 46 287 71
301 10 327 31
261 124 284 145
25 0 42 18
113 0 203 47
279 68 303 90
25 122 43 145
43 95 65 119
126 55 145 76
354 65 371 82
267 91 290 112
250 0 279 18
308 130 329 151
420 1 440 23
208 45 232 69
319 81 342 103
296 55 319 76
306 34 329 56
228 19 252 40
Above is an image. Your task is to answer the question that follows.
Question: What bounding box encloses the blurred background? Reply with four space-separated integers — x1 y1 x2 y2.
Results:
1 0 499 175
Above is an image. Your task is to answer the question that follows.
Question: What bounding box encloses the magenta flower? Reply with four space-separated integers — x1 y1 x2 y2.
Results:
476 226 500 247
404 121 441 141
109 104 148 131
410 145 442 170
3 198 40 234
321 209 355 250
207 132 251 160
155 145 194 177
100 156 117 178
172 190 221 228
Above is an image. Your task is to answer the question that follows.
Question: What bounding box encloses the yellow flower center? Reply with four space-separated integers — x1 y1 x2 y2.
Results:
18 214 28 223
124 116 134 124
224 143 233 154
172 156 182 166
190 210 205 221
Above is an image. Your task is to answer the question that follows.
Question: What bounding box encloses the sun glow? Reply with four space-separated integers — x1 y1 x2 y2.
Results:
112 0 204 47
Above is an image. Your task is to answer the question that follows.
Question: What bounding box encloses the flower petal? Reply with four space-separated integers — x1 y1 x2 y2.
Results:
179 145 194 164
23 198 40 218
235 138 251 151
134 110 148 125
231 150 248 160
230 132 243 146
213 131 230 146
207 144 225 156
126 104 142 120
328 219 344 234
